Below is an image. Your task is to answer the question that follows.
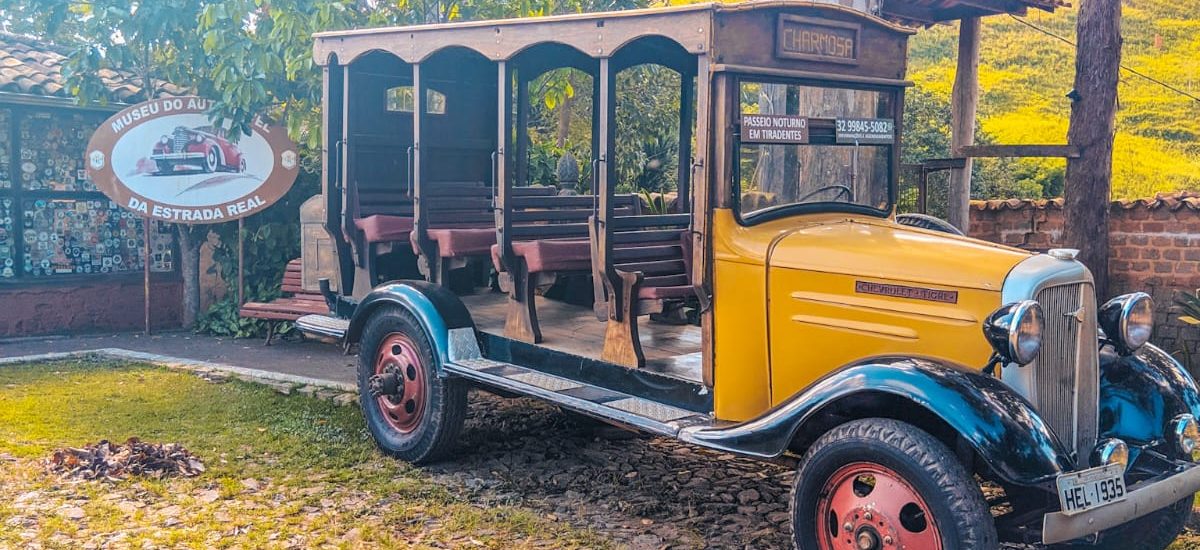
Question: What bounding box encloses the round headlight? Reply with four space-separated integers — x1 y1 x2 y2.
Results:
159 135 169 145
1171 414 1200 456
1099 292 1154 354
983 300 1044 365
193 133 204 143
1091 438 1129 471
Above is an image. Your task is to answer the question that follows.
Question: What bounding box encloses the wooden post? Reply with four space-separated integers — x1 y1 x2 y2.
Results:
1065 0 1121 300
237 217 245 306
948 17 980 232
143 218 152 335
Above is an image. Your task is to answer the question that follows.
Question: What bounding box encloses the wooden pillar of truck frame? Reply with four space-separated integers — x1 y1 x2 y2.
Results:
596 57 635 365
411 62 436 284
948 18 980 231
693 54 712 387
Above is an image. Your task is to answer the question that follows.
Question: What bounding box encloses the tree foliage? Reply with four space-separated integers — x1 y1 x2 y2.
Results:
13 0 657 335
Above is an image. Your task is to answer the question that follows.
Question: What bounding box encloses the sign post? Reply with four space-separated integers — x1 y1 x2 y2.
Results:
144 219 152 334
85 96 300 329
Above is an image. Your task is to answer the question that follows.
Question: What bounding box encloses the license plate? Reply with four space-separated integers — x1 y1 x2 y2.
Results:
1056 464 1127 516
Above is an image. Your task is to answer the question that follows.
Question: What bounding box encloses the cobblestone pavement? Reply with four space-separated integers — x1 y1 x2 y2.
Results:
432 391 795 549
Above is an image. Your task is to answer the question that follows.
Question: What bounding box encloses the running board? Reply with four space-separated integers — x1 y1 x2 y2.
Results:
444 357 714 437
295 314 349 341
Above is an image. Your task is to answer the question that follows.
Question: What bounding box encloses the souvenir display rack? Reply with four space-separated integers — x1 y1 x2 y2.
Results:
0 104 176 280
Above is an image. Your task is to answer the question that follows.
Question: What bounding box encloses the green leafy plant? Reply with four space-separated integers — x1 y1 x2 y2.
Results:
639 189 669 215
1172 289 1200 377
1176 289 1200 327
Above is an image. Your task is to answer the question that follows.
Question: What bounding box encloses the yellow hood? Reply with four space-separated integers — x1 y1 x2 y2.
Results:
763 217 1030 405
767 218 1029 292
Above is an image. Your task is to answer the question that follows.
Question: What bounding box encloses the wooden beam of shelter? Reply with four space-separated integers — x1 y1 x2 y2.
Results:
955 144 1081 158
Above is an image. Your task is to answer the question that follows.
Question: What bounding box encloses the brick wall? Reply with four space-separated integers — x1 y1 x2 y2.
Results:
968 193 1200 365
0 277 183 338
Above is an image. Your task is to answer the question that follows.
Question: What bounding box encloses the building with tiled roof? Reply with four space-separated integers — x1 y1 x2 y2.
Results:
0 32 185 104
0 32 184 337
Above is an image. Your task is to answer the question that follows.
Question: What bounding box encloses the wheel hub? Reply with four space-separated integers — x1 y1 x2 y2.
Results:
368 368 403 398
372 333 427 434
817 463 940 550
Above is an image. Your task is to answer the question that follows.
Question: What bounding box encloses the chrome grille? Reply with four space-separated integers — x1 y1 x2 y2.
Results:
172 129 189 153
1031 282 1098 459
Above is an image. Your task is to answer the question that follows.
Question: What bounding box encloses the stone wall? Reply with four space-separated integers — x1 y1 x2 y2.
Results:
968 192 1200 365
0 277 183 338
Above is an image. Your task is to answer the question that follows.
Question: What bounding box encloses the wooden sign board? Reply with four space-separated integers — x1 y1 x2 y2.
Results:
86 96 299 224
742 114 809 144
775 15 859 65
835 118 895 145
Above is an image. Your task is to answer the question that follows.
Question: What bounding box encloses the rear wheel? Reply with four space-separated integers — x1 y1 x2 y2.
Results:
791 418 997 550
357 307 466 463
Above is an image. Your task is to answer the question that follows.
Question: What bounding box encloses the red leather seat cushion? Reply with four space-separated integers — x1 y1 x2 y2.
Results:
426 228 496 257
491 239 590 273
354 215 413 243
637 285 695 300
513 239 590 273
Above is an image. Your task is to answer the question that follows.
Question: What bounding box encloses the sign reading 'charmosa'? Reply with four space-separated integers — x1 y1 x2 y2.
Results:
86 96 299 223
776 15 859 65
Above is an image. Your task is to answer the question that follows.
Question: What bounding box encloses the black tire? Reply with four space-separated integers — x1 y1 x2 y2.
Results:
155 160 174 175
357 306 467 464
896 213 965 236
1051 496 1192 550
791 418 997 550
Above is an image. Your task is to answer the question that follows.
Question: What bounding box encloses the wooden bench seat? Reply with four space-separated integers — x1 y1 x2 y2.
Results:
414 183 557 283
347 186 415 287
591 213 695 367
493 193 640 342
239 259 329 344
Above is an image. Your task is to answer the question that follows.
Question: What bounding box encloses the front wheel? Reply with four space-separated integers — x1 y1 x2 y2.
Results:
791 418 997 550
357 307 467 464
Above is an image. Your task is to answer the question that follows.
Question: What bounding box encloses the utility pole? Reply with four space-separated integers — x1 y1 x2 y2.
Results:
1065 0 1122 299
948 17 980 232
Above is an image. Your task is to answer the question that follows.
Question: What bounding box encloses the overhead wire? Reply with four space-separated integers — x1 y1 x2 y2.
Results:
1006 13 1200 104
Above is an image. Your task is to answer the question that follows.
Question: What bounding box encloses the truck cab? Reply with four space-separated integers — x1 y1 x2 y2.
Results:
303 3 1200 548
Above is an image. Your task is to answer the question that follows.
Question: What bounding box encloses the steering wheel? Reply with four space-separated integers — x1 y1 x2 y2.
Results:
798 185 853 203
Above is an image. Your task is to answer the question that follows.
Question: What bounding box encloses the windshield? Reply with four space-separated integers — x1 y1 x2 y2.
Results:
737 80 895 218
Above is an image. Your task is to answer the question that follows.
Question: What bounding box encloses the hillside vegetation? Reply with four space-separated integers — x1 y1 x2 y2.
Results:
907 0 1200 200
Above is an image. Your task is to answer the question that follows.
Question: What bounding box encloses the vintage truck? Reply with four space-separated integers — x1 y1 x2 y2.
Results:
294 2 1200 547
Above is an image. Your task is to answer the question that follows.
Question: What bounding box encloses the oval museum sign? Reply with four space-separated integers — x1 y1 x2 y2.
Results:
86 96 299 223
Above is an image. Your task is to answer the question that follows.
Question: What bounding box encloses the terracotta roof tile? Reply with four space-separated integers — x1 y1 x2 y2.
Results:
0 33 185 103
971 192 1200 212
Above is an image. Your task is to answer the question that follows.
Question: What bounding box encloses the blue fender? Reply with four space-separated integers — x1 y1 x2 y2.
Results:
1099 343 1200 453
344 280 475 369
681 357 1073 488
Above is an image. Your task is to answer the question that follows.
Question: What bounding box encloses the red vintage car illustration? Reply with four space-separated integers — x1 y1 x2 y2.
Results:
150 126 246 175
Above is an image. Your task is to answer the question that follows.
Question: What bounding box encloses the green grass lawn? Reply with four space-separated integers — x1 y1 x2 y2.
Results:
0 360 609 549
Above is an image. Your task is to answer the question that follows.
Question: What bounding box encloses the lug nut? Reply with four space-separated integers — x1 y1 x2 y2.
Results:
843 521 854 532
863 511 873 521
883 535 894 545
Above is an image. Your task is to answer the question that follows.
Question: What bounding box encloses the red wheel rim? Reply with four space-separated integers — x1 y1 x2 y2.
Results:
815 462 942 550
374 333 427 433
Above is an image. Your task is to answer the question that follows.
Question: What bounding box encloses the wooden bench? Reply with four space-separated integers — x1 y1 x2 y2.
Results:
590 213 694 367
238 259 331 345
348 186 414 286
492 192 640 342
413 182 557 284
